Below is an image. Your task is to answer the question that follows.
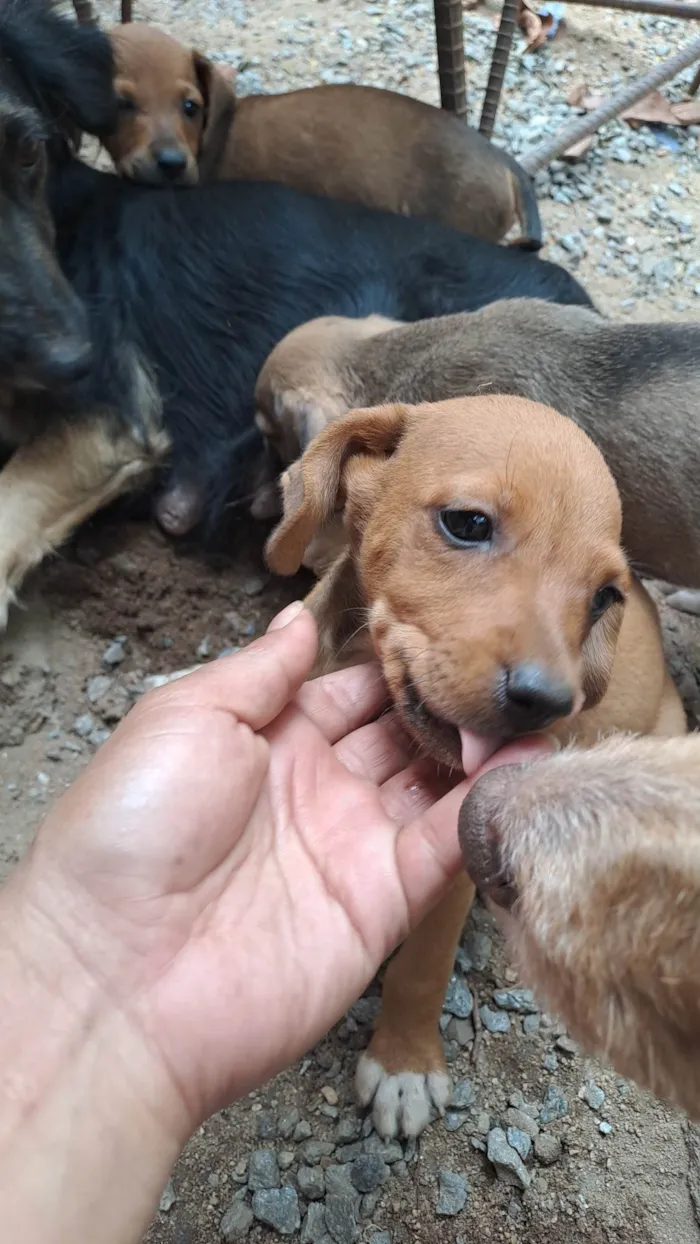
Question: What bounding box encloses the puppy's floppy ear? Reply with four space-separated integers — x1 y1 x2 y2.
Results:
193 50 236 177
580 599 625 710
265 404 408 577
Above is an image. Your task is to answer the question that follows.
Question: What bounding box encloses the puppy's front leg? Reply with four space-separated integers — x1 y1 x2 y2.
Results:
356 873 475 1138
0 416 169 627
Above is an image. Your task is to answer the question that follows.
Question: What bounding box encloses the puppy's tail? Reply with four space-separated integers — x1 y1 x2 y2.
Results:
506 155 543 253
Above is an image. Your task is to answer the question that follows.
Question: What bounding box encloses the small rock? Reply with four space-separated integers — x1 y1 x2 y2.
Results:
252 1187 301 1235
220 1200 254 1239
301 1140 336 1165
324 1194 359 1244
301 1203 328 1244
298 1165 326 1200
73 712 96 737
257 1112 277 1140
197 635 212 659
480 1005 511 1034
542 1052 558 1073
370 1234 391 1244
335 1118 361 1144
507 1127 532 1161
336 1143 363 1164
444 1112 468 1132
248 1149 280 1192
436 1170 468 1216
540 1086 568 1125
159 1178 176 1212
492 989 539 1014
348 997 381 1025
523 1014 541 1036
451 1080 476 1110
487 1128 531 1190
555 1035 578 1057
504 1109 539 1140
362 1136 403 1164
278 1110 301 1140
463 930 492 971
321 1086 339 1106
88 727 112 748
278 1150 295 1171
444 979 473 1018
350 1154 386 1193
447 1017 475 1046
324 1166 360 1203
534 1133 562 1166
599 1121 613 1135
361 1192 381 1218
102 639 125 668
86 674 112 704
583 1082 606 1111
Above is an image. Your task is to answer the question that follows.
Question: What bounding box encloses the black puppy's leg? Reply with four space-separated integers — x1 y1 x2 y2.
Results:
0 417 170 627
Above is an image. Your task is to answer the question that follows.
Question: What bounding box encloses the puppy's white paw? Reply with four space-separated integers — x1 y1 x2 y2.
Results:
664 588 700 617
355 1053 451 1139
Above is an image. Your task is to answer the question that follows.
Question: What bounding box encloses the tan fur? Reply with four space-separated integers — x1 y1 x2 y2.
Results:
460 734 700 1118
105 26 541 246
266 395 686 1137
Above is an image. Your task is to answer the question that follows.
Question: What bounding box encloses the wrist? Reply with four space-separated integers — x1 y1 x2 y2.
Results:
0 859 189 1244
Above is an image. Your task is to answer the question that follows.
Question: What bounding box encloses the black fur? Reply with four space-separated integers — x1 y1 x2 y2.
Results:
3 0 596 535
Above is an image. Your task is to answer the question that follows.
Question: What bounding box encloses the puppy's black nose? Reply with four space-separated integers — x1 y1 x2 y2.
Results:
154 148 188 179
504 663 574 732
34 337 93 385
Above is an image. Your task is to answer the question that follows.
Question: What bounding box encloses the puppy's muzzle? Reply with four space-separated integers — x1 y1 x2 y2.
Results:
458 766 524 909
502 662 574 733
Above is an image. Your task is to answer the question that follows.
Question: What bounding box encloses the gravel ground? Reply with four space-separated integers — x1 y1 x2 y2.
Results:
3 1 700 1241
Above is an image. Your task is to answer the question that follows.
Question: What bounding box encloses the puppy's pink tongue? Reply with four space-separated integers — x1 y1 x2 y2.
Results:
459 729 502 778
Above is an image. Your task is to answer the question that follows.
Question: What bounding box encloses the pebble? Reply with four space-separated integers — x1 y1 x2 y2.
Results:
480 1005 511 1034
324 1194 359 1244
534 1133 563 1166
220 1200 254 1239
335 1119 361 1145
197 635 212 659
252 1188 301 1235
293 1119 313 1143
86 674 112 704
321 1086 339 1106
301 1204 328 1244
278 1150 295 1171
444 979 474 1019
600 1121 613 1136
583 1082 606 1111
73 712 96 737
257 1112 277 1140
301 1140 336 1165
505 1108 539 1140
363 1136 403 1165
248 1149 280 1191
463 930 492 971
492 989 539 1014
555 1035 578 1057
507 1127 532 1161
350 1154 386 1193
451 1080 476 1110
436 1170 468 1216
540 1085 569 1125
370 1234 391 1244
523 1014 541 1036
159 1178 176 1212
102 638 125 667
447 1017 475 1046
298 1165 326 1200
336 1143 363 1164
487 1128 531 1190
444 1112 469 1132
542 1052 558 1073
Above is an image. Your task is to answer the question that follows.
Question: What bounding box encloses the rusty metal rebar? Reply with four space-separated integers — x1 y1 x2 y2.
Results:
520 33 700 174
479 0 518 138
122 0 133 21
434 0 468 120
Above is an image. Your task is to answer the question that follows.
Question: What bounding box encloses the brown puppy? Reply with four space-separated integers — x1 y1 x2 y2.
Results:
105 25 541 248
265 395 686 1137
254 302 700 609
460 734 700 1120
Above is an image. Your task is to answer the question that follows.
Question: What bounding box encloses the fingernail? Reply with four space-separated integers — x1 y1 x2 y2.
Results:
268 600 305 632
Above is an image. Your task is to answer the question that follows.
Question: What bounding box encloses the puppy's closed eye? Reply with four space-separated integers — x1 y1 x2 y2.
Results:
591 583 624 623
437 508 493 548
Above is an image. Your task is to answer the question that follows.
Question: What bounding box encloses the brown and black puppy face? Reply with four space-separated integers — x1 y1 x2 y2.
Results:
267 396 629 766
105 25 209 186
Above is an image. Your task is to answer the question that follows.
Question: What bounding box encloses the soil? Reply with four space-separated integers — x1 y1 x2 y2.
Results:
3 1 700 1241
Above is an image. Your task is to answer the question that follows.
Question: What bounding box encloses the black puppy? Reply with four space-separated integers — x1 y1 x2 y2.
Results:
0 0 593 627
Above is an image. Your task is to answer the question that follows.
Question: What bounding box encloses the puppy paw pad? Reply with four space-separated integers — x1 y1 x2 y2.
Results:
355 1054 451 1139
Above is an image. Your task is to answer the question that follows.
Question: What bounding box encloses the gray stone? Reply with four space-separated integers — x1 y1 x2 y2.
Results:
293 1120 313 1143
248 1149 280 1191
350 1154 386 1193
301 1203 327 1244
336 1142 363 1164
325 1166 359 1202
480 1005 511 1034
540 1085 568 1125
300 1140 336 1165
451 1080 475 1109
534 1133 562 1165
335 1118 361 1144
444 1112 468 1132
277 1108 300 1140
278 1150 295 1171
492 989 539 1014
447 1017 475 1047
523 1014 541 1036
463 930 492 971
363 1136 404 1164
444 979 473 1018
298 1165 326 1200
220 1200 254 1239
555 1035 578 1057
102 639 125 668
487 1128 531 1190
507 1127 532 1161
436 1170 468 1215
361 1192 381 1219
73 712 96 738
599 1121 613 1135
583 1081 605 1111
348 997 381 1025
86 674 112 704
504 1108 539 1140
252 1188 301 1235
370 1234 391 1244
159 1178 176 1212
257 1112 277 1140
324 1194 359 1244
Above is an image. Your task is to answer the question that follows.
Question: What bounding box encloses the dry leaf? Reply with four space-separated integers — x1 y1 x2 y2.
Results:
566 82 604 110
672 99 700 126
562 134 593 160
461 0 484 10
517 0 552 52
621 90 677 128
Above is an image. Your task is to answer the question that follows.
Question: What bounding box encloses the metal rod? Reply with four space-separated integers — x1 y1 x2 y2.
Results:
479 0 518 138
690 62 700 94
72 0 96 22
520 34 700 174
564 0 700 18
433 0 468 120
122 0 133 21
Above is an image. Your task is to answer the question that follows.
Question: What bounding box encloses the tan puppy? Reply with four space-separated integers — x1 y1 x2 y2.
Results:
265 395 686 1137
460 734 700 1120
105 25 542 247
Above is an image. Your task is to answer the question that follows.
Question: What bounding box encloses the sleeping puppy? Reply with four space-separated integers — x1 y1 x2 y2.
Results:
104 24 542 248
460 734 700 1120
254 301 700 610
265 394 686 1137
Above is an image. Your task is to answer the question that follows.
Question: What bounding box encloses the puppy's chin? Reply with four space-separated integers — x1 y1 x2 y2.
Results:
118 157 199 187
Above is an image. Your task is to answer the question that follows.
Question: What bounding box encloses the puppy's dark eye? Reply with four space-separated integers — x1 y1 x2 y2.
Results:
591 584 624 622
182 99 200 119
438 509 493 547
18 138 41 170
117 95 137 114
